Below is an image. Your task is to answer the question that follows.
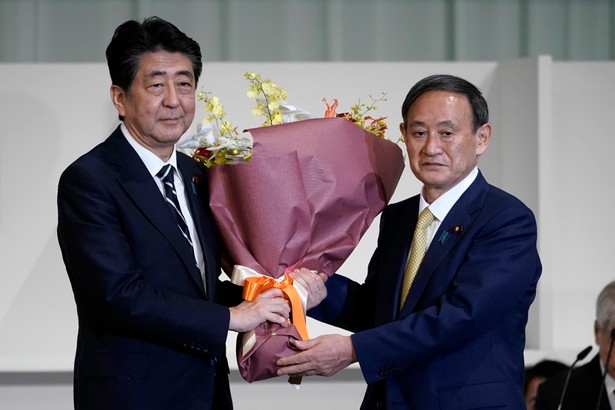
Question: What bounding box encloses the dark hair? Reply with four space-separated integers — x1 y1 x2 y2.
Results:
524 359 568 392
401 74 489 133
105 16 202 93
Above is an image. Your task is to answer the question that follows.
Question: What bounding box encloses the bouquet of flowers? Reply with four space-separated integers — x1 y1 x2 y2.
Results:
179 72 405 384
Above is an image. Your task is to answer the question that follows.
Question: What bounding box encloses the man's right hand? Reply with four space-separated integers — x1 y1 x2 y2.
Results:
228 288 290 332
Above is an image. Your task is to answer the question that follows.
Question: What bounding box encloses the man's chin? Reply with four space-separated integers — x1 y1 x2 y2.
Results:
418 173 447 188
160 130 188 145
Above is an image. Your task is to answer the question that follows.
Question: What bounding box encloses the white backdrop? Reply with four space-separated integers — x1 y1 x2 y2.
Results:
0 59 613 374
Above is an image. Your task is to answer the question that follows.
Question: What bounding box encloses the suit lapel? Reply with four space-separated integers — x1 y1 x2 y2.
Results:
177 154 218 299
104 128 207 296
400 173 488 315
374 197 418 321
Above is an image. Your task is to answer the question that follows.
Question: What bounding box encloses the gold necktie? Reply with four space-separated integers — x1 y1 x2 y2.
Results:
400 207 435 307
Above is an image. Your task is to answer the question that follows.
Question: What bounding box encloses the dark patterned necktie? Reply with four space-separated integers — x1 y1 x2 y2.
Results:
156 164 193 247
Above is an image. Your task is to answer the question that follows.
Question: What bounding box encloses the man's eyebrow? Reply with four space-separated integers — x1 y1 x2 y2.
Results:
408 120 426 127
407 119 460 130
145 69 194 79
175 69 194 79
437 120 459 128
146 70 165 78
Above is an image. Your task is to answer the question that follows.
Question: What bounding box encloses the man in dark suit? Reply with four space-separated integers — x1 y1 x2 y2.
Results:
277 74 542 409
535 281 615 410
57 17 290 410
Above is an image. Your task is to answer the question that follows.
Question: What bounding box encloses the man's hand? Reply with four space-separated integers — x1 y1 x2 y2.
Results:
276 334 357 377
290 268 328 310
228 288 290 333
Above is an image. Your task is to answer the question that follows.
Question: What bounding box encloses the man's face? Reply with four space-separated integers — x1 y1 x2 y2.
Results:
400 90 490 203
595 321 615 378
111 50 196 161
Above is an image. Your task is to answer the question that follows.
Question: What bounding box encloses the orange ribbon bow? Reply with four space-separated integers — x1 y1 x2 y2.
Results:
242 273 309 341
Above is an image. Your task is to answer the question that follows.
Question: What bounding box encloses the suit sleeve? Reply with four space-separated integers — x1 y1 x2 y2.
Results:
57 161 231 355
308 218 385 331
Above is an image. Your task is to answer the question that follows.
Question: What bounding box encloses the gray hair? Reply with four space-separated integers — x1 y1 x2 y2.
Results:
596 281 615 330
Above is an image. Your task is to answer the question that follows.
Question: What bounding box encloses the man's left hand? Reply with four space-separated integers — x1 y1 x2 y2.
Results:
276 334 356 377
290 268 328 310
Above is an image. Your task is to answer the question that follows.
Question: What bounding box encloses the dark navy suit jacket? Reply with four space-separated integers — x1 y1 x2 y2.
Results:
310 171 542 409
57 126 242 409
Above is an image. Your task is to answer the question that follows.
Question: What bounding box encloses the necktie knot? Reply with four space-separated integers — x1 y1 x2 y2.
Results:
157 164 174 183
417 207 435 229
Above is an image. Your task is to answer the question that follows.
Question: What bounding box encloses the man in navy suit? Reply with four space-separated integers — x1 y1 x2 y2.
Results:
535 281 615 410
278 74 542 409
57 17 290 409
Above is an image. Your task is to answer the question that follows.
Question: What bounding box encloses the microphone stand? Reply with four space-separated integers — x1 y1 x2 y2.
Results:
557 345 593 410
595 328 615 410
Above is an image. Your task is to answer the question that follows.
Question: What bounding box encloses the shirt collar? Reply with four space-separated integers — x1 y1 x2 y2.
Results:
604 364 615 395
120 123 179 177
419 167 479 221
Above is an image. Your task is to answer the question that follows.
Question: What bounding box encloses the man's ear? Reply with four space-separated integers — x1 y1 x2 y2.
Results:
399 122 406 138
110 85 126 118
476 123 492 155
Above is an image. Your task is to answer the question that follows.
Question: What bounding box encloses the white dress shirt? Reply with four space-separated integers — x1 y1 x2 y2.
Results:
605 370 615 409
597 359 615 409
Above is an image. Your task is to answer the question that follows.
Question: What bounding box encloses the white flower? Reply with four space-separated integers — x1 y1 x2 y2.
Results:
254 98 311 123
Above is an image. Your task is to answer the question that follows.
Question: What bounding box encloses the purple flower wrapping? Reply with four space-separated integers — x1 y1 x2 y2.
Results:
208 117 405 382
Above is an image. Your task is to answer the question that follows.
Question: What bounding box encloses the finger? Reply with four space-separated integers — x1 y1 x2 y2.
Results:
258 288 284 298
290 269 309 283
292 275 309 289
270 315 289 325
277 359 320 376
298 270 322 289
277 364 302 376
292 268 317 280
269 303 291 320
290 338 318 351
277 351 307 366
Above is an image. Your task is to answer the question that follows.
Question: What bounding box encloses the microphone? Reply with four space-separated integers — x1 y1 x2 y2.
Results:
557 345 593 410
595 328 615 410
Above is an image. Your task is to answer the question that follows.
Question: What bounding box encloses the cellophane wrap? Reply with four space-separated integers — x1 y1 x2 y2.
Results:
208 117 405 382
